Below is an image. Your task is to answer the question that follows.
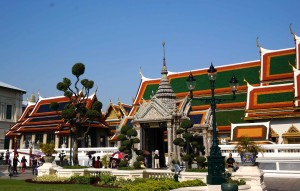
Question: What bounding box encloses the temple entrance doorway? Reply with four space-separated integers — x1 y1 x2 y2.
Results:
141 123 167 168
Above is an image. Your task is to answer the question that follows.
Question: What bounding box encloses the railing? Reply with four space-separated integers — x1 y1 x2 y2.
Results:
0 147 119 167
219 144 300 160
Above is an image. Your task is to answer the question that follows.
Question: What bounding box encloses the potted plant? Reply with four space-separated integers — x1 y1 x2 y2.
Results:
39 143 58 163
234 136 265 165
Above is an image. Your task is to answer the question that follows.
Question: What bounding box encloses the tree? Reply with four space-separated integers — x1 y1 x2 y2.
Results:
50 63 103 165
117 125 143 168
173 119 206 169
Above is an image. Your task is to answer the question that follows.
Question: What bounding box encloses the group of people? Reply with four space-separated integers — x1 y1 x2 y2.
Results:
5 150 45 176
87 155 103 168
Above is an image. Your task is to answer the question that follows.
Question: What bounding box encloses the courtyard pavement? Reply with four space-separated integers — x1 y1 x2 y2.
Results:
0 168 299 191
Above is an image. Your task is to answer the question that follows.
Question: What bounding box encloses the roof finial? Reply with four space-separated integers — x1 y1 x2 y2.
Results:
290 23 296 42
118 97 121 105
139 67 143 78
256 36 262 53
162 41 166 66
288 61 296 70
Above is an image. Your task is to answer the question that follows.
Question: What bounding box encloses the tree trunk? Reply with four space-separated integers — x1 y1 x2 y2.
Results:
73 139 79 165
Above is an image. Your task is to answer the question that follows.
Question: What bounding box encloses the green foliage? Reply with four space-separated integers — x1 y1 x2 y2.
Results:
175 128 184 134
49 102 59 111
61 109 76 120
64 91 73 99
33 175 69 183
55 63 104 166
69 175 95 184
227 178 246 185
132 137 140 144
181 154 191 161
186 168 208 172
135 150 143 155
136 155 144 161
118 166 135 170
196 156 207 168
85 110 100 119
235 136 265 156
102 155 108 167
173 119 206 169
173 138 184 145
72 63 85 77
39 143 57 156
121 125 132 134
57 82 68 91
117 134 126 141
183 133 193 140
127 128 137 137
92 101 103 111
118 124 141 164
63 165 87 169
120 178 206 191
180 119 194 129
119 160 128 168
133 161 142 169
99 173 117 185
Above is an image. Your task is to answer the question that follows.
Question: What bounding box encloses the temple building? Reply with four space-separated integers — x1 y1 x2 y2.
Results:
117 29 300 166
103 99 132 147
5 92 109 150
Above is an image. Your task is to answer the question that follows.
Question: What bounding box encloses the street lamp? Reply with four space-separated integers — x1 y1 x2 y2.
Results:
186 63 239 185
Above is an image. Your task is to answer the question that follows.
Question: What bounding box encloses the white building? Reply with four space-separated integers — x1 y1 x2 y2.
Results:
0 81 26 149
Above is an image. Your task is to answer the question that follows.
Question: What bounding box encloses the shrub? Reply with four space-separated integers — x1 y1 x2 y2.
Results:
133 161 141 169
69 175 92 184
63 165 87 169
99 173 117 185
119 160 128 167
186 168 208 172
227 178 246 185
33 175 69 183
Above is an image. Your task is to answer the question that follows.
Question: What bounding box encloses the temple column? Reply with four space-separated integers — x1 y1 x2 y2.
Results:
68 136 71 148
20 135 24 149
167 121 172 167
9 138 12 150
134 124 141 150
43 134 47 144
55 135 59 149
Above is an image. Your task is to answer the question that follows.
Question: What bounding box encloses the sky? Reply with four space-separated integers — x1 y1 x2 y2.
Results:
1 0 300 110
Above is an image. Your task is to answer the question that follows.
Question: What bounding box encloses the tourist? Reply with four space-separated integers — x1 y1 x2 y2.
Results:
92 156 96 167
32 157 38 175
12 155 19 174
5 150 10 164
226 153 238 173
87 155 93 167
21 156 27 174
154 150 160 169
95 156 102 168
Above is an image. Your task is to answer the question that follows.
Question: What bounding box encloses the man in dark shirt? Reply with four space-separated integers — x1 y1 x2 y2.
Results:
226 153 236 173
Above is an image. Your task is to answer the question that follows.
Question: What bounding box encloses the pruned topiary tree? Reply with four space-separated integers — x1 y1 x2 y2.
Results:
50 63 103 165
117 125 143 168
173 119 206 169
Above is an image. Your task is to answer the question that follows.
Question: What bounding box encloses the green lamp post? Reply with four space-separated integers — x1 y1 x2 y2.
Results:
186 63 239 185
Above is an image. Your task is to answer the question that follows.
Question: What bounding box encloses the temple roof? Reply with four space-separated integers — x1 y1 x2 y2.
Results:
6 92 108 137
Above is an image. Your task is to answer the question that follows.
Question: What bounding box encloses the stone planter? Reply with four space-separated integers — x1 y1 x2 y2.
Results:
44 156 55 163
221 183 238 191
241 152 256 166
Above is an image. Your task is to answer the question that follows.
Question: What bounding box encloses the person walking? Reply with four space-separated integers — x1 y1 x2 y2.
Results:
12 155 20 174
21 156 27 174
32 157 38 175
154 150 160 169
95 156 102 168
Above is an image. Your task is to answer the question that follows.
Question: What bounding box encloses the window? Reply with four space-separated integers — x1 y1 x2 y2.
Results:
59 136 69 148
6 105 12 119
35 134 44 145
47 133 55 143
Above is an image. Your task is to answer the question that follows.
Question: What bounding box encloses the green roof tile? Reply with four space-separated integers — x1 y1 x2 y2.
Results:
270 54 295 75
257 91 294 104
216 109 245 126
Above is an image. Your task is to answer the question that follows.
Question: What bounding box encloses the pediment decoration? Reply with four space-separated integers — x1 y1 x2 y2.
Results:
270 128 279 137
134 97 173 121
282 125 300 137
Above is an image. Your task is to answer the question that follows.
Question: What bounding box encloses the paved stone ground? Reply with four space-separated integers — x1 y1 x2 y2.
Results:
1 168 299 191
